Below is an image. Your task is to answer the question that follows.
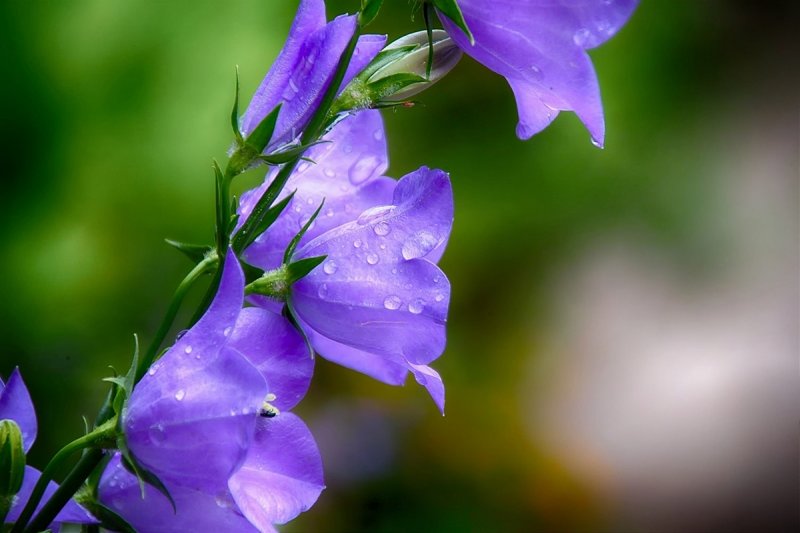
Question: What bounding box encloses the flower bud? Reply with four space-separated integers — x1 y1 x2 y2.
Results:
333 29 462 112
0 419 26 498
370 29 462 101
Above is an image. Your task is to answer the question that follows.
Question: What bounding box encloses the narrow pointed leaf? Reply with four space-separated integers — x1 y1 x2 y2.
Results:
283 200 325 264
91 502 138 533
235 191 296 255
359 0 384 27
164 239 212 264
118 441 176 513
245 104 281 154
432 0 474 44
231 66 243 143
286 256 326 285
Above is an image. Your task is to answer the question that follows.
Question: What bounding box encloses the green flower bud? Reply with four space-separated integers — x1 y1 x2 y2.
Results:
0 419 26 498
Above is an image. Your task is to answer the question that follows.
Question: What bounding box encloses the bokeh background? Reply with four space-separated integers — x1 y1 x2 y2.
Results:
1 1 797 531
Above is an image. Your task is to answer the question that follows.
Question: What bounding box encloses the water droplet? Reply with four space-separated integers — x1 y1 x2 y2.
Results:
294 205 302 213
349 155 380 185
373 128 384 141
241 406 250 415
324 168 336 178
591 137 604 149
433 275 441 283
148 366 157 376
529 65 544 81
230 409 237 416
434 293 445 302
307 198 315 205
357 205 394 225
353 239 362 248
323 260 338 274
408 298 426 314
318 283 329 299
149 424 166 444
380 243 386 250
384 295 402 310
366 253 379 265
223 326 232 337
184 345 192 354
174 389 186 401
391 268 398 275
288 78 300 94
326 208 334 218
401 231 438 260
573 28 591 47
374 221 390 236
343 144 353 154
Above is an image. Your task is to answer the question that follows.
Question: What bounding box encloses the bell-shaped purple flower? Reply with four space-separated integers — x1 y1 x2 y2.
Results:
1 369 97 528
439 0 638 146
238 109 396 273
105 251 323 530
289 167 453 413
240 0 386 150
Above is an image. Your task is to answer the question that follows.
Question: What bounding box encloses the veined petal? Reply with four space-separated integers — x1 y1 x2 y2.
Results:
5 466 97 527
228 413 324 528
228 307 313 412
240 111 395 272
99 454 261 533
0 368 36 453
291 167 452 365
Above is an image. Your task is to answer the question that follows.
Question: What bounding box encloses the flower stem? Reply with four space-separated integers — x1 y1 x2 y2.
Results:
10 421 114 533
134 253 218 382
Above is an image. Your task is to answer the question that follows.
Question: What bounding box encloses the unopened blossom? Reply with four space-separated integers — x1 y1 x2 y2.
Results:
240 0 387 149
103 251 323 531
289 167 453 414
1 369 97 528
438 0 638 146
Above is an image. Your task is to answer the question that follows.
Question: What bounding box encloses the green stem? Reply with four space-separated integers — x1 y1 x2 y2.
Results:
23 449 105 533
135 253 218 381
231 26 362 254
10 422 114 533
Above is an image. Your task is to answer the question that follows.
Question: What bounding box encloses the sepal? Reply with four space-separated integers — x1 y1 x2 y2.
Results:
359 0 384 27
430 0 473 44
164 239 213 264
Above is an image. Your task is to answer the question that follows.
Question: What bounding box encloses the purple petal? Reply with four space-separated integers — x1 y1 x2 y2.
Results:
240 0 326 136
228 413 324 528
125 252 268 490
240 110 395 272
440 0 638 146
241 0 386 150
0 368 36 453
5 466 97 526
406 361 445 415
228 307 313 412
99 454 262 533
291 167 453 365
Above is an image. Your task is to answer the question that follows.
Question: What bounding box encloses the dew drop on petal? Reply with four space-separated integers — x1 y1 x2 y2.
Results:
324 168 336 178
174 389 186 401
149 424 166 444
408 298 426 314
401 230 438 260
184 345 192 354
148 366 157 376
323 260 338 274
529 65 544 81
223 326 232 337
349 155 380 185
384 295 402 310
373 128 384 141
434 292 445 302
573 28 591 47
353 239 363 248
374 221 390 236
357 205 394 225
318 283 329 299
366 253 379 265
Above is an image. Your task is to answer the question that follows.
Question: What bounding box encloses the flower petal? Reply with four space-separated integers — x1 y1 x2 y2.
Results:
5 466 97 526
440 0 638 145
292 167 452 365
406 361 446 415
99 454 262 533
240 110 395 271
228 307 313 411
228 413 324 528
0 368 36 453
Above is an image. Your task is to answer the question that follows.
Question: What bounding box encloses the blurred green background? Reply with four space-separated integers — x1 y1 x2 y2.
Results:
1 1 797 531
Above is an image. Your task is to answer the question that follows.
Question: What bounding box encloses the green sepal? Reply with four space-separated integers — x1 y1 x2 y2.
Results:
233 190 296 255
359 0 384 27
240 260 265 286
431 0 474 44
284 302 315 359
231 65 243 144
244 104 281 155
366 72 428 102
423 1 435 78
117 438 176 513
286 256 326 284
258 141 326 166
358 45 417 82
0 419 25 498
283 200 325 264
85 501 137 533
164 239 212 264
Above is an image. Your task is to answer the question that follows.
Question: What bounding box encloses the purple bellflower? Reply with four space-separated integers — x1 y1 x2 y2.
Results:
438 0 638 146
238 108 453 413
101 251 323 531
1 369 98 528
240 0 386 150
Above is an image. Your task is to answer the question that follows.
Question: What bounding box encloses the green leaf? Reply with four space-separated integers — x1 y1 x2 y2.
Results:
234 190 296 255
231 65 243 143
368 72 428 101
245 104 281 154
359 0 384 27
283 200 325 264
258 141 326 166
423 1 435 79
164 239 212 264
358 45 418 83
432 0 474 44
90 502 138 533
118 439 176 513
284 303 315 359
286 255 326 284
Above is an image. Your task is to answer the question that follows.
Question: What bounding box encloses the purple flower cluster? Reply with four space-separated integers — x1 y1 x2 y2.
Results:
1 370 97 529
